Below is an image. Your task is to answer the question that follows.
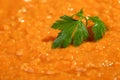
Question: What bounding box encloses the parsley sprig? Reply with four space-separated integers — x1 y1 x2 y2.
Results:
52 9 107 48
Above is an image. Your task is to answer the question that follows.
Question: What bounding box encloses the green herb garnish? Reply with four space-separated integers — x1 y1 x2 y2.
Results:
52 9 107 48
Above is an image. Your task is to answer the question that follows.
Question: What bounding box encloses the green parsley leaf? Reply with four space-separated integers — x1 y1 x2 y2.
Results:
52 19 78 48
51 9 107 48
89 16 107 41
52 15 89 48
73 21 89 46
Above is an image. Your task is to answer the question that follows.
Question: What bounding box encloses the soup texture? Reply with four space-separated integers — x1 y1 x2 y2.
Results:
0 0 120 80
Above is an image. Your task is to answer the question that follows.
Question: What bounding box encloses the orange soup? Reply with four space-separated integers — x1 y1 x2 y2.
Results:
0 0 120 80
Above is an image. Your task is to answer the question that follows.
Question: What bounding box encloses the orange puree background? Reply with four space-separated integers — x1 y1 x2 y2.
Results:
0 0 120 80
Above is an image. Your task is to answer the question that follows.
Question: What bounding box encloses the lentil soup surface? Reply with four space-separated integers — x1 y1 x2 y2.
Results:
0 0 120 80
